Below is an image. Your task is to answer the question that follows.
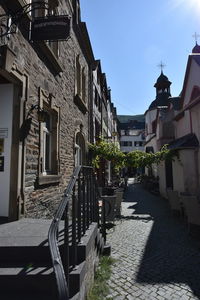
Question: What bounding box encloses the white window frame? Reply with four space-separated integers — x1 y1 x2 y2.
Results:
39 87 60 178
75 143 82 166
75 55 87 103
42 115 52 175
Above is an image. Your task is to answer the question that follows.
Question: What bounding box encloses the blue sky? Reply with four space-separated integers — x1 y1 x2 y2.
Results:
80 0 200 115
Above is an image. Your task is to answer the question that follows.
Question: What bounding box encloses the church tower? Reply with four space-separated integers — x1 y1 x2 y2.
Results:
149 70 172 109
192 42 200 54
192 32 200 54
154 71 171 97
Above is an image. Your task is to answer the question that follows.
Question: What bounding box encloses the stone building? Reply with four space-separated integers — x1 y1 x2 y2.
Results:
0 0 95 221
118 115 145 176
0 1 120 298
90 61 119 185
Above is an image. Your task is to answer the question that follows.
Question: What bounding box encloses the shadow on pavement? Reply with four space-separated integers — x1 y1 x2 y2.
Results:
123 182 200 299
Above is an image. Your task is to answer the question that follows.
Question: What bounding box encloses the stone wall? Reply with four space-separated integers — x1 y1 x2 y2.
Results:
77 224 100 300
2 0 91 219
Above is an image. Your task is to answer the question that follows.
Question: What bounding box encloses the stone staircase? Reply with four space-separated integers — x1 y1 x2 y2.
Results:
0 218 104 300
0 218 58 300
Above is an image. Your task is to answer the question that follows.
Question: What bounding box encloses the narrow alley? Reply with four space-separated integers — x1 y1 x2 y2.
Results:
106 179 200 300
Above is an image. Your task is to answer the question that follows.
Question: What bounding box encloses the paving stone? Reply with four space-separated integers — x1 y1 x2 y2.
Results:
106 180 200 300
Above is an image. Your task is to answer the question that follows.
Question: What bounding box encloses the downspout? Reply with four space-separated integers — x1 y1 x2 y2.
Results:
189 110 199 195
189 110 193 133
194 148 200 196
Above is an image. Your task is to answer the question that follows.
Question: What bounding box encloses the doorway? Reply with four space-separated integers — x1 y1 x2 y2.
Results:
165 160 174 189
0 84 14 217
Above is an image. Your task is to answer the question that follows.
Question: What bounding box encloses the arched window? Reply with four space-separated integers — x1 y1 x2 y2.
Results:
75 132 85 166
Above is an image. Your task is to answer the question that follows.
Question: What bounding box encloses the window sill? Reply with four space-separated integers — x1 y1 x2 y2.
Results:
74 94 87 114
36 41 63 75
38 174 61 186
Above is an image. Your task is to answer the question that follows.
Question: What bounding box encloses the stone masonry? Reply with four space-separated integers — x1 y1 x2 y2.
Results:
106 179 200 300
1 1 93 219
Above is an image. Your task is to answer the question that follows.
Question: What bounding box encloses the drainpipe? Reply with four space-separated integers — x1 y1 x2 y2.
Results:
194 148 200 196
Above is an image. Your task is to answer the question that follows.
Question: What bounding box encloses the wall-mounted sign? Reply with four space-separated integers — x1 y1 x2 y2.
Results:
0 139 4 153
31 15 70 41
0 156 4 172
0 128 8 138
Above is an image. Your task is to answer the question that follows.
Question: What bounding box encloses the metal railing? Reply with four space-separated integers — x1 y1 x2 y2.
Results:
48 165 102 300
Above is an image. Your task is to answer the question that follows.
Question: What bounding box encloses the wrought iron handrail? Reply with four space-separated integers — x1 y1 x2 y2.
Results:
48 165 100 300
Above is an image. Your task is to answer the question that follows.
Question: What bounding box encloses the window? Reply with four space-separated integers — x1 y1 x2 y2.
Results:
134 141 144 147
42 112 51 174
94 88 101 112
75 143 81 166
120 141 132 147
32 0 60 58
39 88 60 183
82 67 86 102
75 55 87 103
75 132 85 166
31 0 46 18
152 120 157 133
94 89 98 106
76 55 81 96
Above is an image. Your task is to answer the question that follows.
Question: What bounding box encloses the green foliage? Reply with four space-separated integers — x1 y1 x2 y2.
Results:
89 140 178 170
125 145 178 168
87 256 115 300
89 140 125 171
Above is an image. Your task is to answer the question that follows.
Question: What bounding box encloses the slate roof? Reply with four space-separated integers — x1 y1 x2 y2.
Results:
154 72 171 88
117 115 145 123
149 93 171 110
117 115 145 130
119 122 145 130
169 96 181 111
168 133 199 149
193 54 200 67
192 43 200 54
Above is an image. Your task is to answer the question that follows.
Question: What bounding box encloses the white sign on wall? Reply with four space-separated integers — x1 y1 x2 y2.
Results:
0 128 8 138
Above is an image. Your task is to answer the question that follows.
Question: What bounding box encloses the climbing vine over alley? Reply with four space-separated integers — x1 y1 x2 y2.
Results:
89 140 178 170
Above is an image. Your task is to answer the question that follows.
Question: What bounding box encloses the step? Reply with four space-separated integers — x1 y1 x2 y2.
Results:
0 218 64 263
0 265 58 299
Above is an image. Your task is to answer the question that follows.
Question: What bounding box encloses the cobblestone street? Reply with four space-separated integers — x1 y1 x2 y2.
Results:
106 179 200 300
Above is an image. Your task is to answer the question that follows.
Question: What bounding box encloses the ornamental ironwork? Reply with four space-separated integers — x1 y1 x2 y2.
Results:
0 2 70 42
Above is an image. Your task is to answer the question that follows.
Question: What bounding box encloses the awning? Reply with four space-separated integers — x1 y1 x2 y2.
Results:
168 133 199 149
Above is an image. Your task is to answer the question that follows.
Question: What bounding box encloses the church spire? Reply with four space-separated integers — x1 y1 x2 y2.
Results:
192 32 200 53
157 61 166 74
154 63 171 96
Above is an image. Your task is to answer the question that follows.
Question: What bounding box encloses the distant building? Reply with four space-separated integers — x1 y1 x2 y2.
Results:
118 115 145 153
117 115 145 175
144 70 174 179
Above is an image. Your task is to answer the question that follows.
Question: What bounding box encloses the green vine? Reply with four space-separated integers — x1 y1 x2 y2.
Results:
89 140 178 170
89 139 125 170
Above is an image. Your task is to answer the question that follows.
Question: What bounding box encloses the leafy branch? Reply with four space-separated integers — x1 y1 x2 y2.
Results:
89 140 178 170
